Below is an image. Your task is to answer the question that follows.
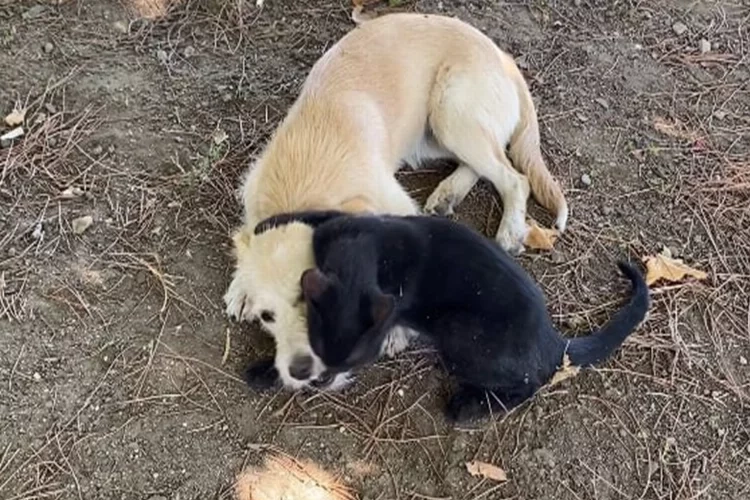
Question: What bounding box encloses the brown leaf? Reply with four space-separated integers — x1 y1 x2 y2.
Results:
642 248 708 286
4 109 25 127
524 219 559 250
465 461 507 483
548 353 580 386
653 116 699 141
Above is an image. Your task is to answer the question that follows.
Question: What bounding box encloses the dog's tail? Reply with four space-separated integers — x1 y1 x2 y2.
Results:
506 59 569 231
566 262 650 367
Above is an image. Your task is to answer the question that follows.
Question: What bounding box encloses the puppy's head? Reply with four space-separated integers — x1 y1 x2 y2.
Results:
301 267 396 375
232 223 347 389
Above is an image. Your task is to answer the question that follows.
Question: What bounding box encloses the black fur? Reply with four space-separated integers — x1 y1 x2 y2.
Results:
287 210 650 422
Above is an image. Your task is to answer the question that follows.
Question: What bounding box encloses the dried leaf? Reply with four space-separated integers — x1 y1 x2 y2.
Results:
524 219 559 250
465 461 507 483
642 248 708 286
548 353 580 386
71 215 94 235
653 117 699 141
4 109 25 127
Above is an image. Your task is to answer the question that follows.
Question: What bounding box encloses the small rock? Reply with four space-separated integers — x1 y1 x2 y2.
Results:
580 173 592 187
156 49 168 64
739 355 747 366
576 112 589 123
602 205 614 216
183 45 196 58
43 42 54 54
550 251 565 264
113 20 128 34
22 5 48 19
698 38 711 54
33 372 42 381
672 22 688 36
222 93 232 102
713 110 727 120
71 215 94 235
92 145 103 156
594 97 609 109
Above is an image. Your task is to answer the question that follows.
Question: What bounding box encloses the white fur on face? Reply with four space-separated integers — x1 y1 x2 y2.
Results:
225 222 353 390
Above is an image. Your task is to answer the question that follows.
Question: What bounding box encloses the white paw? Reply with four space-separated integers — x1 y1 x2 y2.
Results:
496 219 528 256
223 273 253 321
424 184 457 216
381 325 418 358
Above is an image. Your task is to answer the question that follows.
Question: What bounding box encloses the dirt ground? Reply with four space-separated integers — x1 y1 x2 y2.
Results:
1 0 748 499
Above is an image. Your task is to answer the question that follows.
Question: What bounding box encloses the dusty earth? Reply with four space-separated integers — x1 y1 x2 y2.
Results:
1 0 749 499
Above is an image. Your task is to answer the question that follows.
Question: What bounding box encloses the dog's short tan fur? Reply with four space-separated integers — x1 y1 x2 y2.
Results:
225 13 568 389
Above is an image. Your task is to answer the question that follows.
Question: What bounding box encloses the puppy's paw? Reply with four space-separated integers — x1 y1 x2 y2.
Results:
380 326 418 358
495 221 527 256
424 186 458 216
244 357 280 391
445 388 488 424
224 274 253 321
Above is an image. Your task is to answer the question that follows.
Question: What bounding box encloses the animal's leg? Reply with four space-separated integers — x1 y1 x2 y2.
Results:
424 164 480 216
429 65 531 254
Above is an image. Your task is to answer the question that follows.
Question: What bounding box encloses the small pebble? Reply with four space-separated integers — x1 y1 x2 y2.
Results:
713 110 727 120
92 145 103 156
595 97 609 109
183 45 196 58
581 173 592 187
698 38 711 54
739 355 747 365
43 42 54 54
156 49 168 64
113 20 128 34
672 22 688 36
602 205 614 216
33 372 42 381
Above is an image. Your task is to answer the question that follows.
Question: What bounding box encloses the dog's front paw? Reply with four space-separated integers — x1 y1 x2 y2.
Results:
244 357 280 391
224 273 253 321
381 326 418 358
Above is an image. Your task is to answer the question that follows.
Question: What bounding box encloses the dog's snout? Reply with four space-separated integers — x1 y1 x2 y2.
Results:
289 355 314 380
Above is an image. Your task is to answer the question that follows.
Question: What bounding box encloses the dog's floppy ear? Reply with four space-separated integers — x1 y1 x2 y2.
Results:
301 268 333 302
370 292 396 329
343 292 396 367
254 210 346 235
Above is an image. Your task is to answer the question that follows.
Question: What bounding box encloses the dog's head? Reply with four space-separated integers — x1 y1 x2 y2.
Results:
300 267 396 376
230 223 349 389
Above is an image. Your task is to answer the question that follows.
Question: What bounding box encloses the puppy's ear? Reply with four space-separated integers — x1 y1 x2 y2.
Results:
370 292 396 328
301 268 333 302
254 210 346 235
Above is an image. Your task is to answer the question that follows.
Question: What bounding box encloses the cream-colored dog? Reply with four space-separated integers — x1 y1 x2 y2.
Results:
225 13 568 390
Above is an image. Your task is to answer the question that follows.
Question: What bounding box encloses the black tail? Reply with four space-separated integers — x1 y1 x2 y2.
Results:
567 262 650 367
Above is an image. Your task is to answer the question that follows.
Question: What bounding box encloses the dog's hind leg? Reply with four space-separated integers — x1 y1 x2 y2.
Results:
429 66 530 254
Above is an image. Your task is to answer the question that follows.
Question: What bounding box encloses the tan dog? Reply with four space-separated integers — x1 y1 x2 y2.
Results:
225 13 568 390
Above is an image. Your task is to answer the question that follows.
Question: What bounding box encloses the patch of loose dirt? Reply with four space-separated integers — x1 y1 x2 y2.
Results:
1 1 748 499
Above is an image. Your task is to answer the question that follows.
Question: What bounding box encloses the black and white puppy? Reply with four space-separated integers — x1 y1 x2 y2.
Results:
247 211 649 421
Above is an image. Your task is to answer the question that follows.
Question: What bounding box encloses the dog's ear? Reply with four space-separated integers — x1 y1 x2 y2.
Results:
301 268 333 302
370 292 396 328
254 210 346 235
343 293 395 368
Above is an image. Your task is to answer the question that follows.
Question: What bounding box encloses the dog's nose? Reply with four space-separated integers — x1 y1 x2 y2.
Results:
289 355 314 380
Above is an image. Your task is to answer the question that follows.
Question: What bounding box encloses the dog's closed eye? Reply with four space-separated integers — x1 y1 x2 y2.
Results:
260 310 275 323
